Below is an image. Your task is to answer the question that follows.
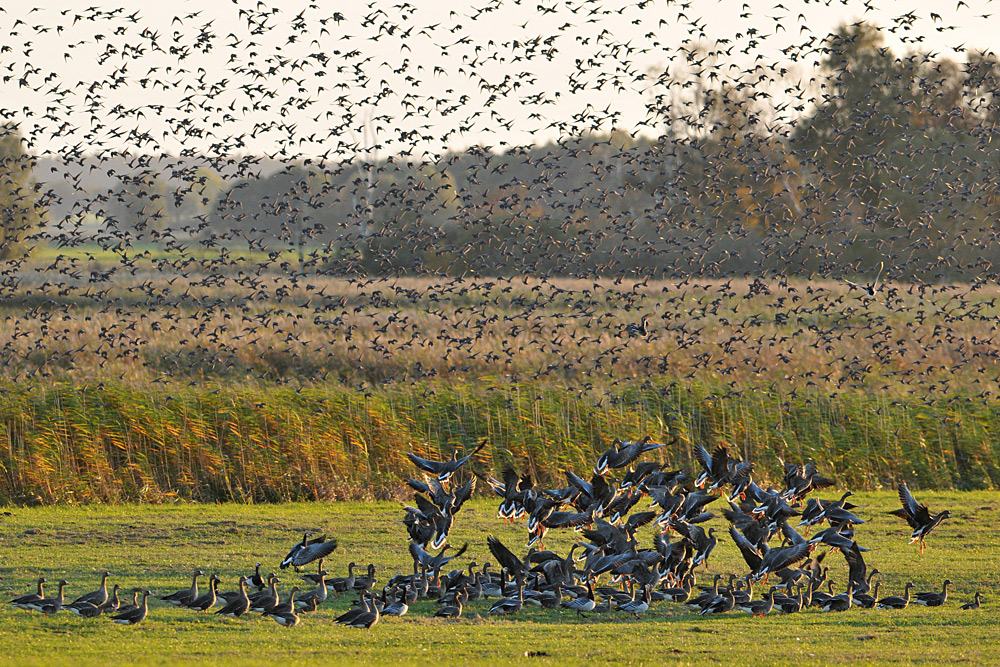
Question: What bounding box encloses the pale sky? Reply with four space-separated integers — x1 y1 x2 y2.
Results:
0 0 994 161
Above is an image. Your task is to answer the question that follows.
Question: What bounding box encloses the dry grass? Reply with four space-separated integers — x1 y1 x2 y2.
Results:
1 275 999 502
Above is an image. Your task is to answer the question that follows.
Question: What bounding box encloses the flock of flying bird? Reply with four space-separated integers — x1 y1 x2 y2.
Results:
9 437 978 628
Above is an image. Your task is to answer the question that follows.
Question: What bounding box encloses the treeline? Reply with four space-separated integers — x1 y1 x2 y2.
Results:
9 23 1000 281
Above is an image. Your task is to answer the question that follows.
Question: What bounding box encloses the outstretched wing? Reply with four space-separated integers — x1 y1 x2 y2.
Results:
486 536 524 578
293 539 338 567
728 525 762 572
407 451 442 475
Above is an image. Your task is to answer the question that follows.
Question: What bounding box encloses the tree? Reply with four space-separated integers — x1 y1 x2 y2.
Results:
0 123 45 260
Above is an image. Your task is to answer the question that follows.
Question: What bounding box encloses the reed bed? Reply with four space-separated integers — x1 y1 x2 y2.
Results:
0 378 997 504
3 275 999 503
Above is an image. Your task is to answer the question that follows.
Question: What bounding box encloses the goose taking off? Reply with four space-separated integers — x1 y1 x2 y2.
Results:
889 483 951 553
280 532 338 570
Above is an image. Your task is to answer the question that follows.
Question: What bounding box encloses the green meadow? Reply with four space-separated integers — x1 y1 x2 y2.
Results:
0 494 995 665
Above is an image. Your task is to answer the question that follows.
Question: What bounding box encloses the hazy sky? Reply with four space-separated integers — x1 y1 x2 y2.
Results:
0 0 994 160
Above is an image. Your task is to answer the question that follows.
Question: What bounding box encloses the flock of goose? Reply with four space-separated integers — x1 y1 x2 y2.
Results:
7 438 979 628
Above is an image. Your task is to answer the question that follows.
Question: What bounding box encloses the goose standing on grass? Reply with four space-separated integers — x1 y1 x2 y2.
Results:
265 606 301 627
67 584 121 618
186 574 220 612
488 575 524 616
617 586 652 618
295 573 329 611
111 590 150 626
329 562 357 596
877 582 915 610
249 575 280 613
10 577 46 609
913 580 951 607
160 570 205 607
216 577 251 618
117 589 140 615
562 579 596 616
889 483 951 553
433 587 467 619
300 559 328 586
72 571 111 607
280 532 338 570
27 580 68 614
336 594 380 628
246 563 266 590
382 586 410 617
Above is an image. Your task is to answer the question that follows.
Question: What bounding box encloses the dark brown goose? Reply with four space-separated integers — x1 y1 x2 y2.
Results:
889 483 951 553
913 580 952 607
185 574 220 612
110 590 151 625
160 570 205 607
72 570 111 607
877 582 914 610
26 580 69 615
10 577 46 610
215 578 251 618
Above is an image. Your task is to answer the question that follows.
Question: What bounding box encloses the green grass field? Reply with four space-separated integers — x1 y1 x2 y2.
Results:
0 494 995 665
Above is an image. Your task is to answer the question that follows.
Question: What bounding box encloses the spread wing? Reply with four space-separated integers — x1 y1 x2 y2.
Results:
728 525 762 572
407 451 442 475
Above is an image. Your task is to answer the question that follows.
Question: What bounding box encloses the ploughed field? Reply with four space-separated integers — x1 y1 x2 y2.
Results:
0 494 995 665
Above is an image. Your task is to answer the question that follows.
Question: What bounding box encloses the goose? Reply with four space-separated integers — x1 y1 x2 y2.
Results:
742 589 776 617
264 587 299 615
821 586 853 612
353 563 378 592
249 575 281 613
775 585 804 614
246 562 266 590
853 581 881 609
10 577 46 609
617 586 652 618
913 580 951 607
280 532 338 570
72 571 111 607
382 586 410 617
960 592 982 610
26 580 69 614
186 575 220 612
299 559 328 586
699 587 736 615
561 579 595 616
264 607 300 627
877 582 914 610
673 522 718 568
67 584 121 618
594 436 671 476
781 462 835 502
407 440 486 483
216 577 250 618
660 574 694 604
117 589 141 615
336 594 380 629
111 590 150 625
295 574 328 611
730 521 811 582
160 570 205 607
218 577 252 605
328 562 357 596
488 576 524 616
889 482 951 553
434 587 467 619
